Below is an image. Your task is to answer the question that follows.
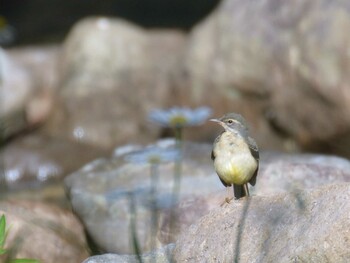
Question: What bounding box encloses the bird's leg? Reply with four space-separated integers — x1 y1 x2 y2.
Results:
243 184 250 197
224 186 233 204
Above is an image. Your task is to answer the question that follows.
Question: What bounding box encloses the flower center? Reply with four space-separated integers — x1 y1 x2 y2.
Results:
148 155 161 164
169 115 188 127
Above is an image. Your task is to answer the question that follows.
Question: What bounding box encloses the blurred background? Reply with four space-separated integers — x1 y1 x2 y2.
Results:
1 0 220 45
1 0 350 262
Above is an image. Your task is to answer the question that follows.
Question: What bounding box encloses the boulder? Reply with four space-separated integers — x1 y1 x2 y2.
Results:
185 0 350 152
159 151 350 244
0 46 59 140
64 140 220 254
0 199 89 263
173 183 350 262
44 17 188 150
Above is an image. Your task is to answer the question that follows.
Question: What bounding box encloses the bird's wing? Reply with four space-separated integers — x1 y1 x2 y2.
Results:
247 136 259 186
247 136 259 161
211 133 222 161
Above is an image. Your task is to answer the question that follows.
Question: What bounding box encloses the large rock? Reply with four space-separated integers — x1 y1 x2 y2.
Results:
44 18 188 150
65 140 220 254
0 199 89 263
0 48 32 139
0 46 59 140
159 151 350 244
45 0 350 154
173 183 350 262
185 0 350 152
64 140 350 254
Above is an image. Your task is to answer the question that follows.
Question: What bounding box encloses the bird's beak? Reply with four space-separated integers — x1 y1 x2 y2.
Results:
209 118 220 123
209 118 224 127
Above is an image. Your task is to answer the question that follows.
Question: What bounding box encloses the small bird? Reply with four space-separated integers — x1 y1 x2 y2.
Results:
210 113 259 202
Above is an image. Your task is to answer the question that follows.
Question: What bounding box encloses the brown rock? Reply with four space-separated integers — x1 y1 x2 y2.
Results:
0 200 89 263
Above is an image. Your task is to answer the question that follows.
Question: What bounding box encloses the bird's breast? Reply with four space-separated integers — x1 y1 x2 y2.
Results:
213 132 257 185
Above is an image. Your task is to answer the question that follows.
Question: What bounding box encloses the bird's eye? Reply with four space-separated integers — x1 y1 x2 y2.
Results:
227 119 233 124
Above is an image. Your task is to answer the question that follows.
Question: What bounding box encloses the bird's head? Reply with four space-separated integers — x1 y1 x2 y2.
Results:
210 113 248 136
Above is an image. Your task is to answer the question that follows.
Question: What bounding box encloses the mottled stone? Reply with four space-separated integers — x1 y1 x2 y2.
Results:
173 183 350 262
159 152 350 245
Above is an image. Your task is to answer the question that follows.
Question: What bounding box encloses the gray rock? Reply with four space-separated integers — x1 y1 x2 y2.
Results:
256 152 350 195
45 17 187 150
159 151 350 245
0 199 89 263
65 140 220 254
185 0 350 153
64 140 350 254
173 183 350 263
83 244 175 263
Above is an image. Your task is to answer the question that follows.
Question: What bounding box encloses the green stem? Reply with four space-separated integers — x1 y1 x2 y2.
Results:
128 193 143 263
150 164 159 254
174 126 183 148
168 149 182 240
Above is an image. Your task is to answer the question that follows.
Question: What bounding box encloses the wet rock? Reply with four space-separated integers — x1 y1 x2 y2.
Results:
185 0 350 152
173 183 350 262
45 18 187 150
0 133 107 190
0 199 90 263
64 140 350 254
83 244 175 263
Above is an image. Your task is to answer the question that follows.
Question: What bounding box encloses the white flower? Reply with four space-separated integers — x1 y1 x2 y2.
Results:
148 106 212 128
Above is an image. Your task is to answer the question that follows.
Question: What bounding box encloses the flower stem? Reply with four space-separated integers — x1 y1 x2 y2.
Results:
150 163 159 254
128 192 143 263
174 126 183 148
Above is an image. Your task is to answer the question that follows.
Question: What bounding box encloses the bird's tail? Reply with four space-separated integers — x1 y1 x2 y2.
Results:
233 184 249 199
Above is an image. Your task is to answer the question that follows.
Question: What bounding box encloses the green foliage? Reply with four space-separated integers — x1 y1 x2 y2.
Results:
0 214 40 263
0 214 8 255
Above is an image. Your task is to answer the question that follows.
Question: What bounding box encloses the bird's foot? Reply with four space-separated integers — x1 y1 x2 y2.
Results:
220 197 233 206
